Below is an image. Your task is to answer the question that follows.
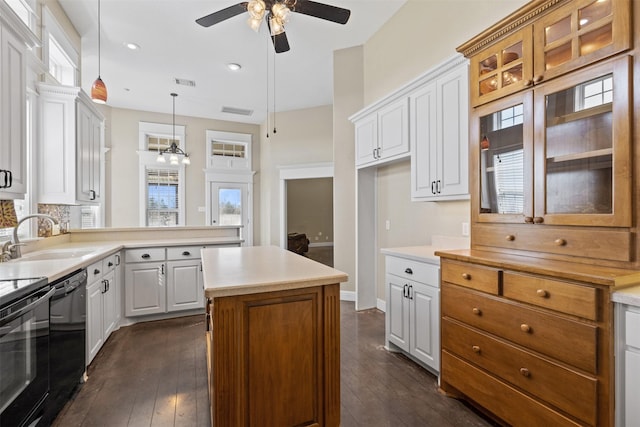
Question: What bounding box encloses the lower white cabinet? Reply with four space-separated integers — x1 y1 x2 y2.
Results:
86 252 121 365
616 303 640 427
385 255 440 373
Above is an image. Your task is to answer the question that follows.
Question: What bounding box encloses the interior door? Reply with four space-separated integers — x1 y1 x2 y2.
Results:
210 182 250 245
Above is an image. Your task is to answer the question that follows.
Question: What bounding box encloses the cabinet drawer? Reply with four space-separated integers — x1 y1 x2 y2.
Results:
386 256 439 286
441 351 583 427
503 272 598 321
167 246 201 260
87 260 103 283
442 283 597 373
626 310 640 349
125 248 165 263
103 254 118 274
442 318 597 425
441 260 499 294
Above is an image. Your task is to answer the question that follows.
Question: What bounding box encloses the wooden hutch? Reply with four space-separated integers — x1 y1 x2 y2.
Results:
436 0 640 425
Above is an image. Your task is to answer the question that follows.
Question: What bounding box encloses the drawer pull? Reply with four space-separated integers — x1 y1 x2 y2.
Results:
519 367 531 377
108 261 114 267
533 217 544 224
404 268 413 275
520 324 531 333
536 289 548 298
93 268 100 275
554 238 567 246
472 345 481 353
532 75 544 84
182 251 191 256
141 254 151 259
462 273 471 280
472 307 482 316
505 235 515 241
524 216 534 224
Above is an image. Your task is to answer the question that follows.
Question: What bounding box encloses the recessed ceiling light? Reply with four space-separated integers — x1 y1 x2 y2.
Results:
227 63 242 71
123 42 140 50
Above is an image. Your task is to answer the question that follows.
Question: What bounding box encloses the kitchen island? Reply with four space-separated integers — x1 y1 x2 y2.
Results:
201 246 348 427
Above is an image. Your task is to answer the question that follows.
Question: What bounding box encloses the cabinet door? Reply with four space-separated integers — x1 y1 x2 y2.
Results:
86 279 104 365
166 259 204 312
533 56 631 227
377 98 409 160
124 261 165 317
0 25 27 199
533 0 631 83
410 282 439 371
102 269 117 339
76 101 101 203
410 81 438 199
354 114 378 167
386 275 409 352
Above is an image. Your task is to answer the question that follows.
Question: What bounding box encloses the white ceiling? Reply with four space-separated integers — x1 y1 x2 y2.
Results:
57 0 407 124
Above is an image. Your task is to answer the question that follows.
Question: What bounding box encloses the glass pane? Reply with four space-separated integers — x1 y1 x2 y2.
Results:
545 42 572 70
479 54 498 72
545 75 613 214
218 188 242 226
479 74 498 96
545 15 571 44
212 142 246 158
580 23 613 55
503 64 523 87
147 169 179 226
502 42 522 65
579 0 612 29
479 104 525 214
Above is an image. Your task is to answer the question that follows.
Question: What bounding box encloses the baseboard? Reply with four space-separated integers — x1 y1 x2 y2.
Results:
377 298 386 313
340 290 355 301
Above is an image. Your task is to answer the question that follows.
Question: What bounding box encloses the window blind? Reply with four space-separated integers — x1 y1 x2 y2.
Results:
146 168 180 226
493 149 524 214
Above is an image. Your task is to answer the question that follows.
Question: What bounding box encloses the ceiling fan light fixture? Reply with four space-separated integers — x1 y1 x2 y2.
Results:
247 0 266 19
247 16 262 32
269 15 285 36
271 3 290 22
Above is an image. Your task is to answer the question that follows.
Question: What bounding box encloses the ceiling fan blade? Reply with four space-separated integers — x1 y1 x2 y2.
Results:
291 0 350 25
266 16 291 53
196 2 248 27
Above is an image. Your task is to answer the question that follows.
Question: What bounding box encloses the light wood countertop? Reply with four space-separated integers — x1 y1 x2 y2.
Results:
202 245 348 298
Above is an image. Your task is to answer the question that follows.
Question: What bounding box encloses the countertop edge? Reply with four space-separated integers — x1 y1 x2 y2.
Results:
205 274 348 299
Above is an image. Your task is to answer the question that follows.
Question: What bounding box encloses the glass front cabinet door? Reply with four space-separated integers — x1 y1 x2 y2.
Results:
473 55 631 228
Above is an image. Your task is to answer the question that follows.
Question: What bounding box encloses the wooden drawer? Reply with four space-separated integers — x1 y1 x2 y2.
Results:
442 283 597 373
442 318 597 425
386 256 439 286
167 246 201 261
125 247 165 263
474 223 632 262
503 272 598 321
441 260 499 294
441 351 583 427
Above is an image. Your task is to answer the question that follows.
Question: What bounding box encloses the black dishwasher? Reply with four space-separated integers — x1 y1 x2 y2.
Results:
38 269 87 426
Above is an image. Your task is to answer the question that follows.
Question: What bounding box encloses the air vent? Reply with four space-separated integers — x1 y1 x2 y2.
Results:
174 78 196 87
221 106 254 116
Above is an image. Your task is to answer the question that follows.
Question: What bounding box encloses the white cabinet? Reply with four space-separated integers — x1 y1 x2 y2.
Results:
385 255 440 373
86 252 121 365
354 98 409 168
411 59 469 201
0 23 27 199
166 246 205 312
616 303 640 427
37 83 104 205
124 248 166 317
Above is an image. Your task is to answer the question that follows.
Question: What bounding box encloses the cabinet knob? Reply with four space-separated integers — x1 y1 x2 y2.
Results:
523 79 534 87
532 75 544 84
533 217 544 224
472 307 481 316
505 235 515 241
108 261 114 267
462 273 471 280
524 216 534 224
519 367 531 377
404 268 413 275
141 253 151 259
554 238 567 246
536 289 548 298
472 345 481 353
182 251 191 256
94 268 100 275
520 324 531 333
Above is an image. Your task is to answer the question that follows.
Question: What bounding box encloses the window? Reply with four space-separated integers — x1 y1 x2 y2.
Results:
4 0 37 32
43 6 79 86
146 169 181 226
498 104 524 129
493 149 524 214
48 35 76 86
577 74 613 110
206 130 251 170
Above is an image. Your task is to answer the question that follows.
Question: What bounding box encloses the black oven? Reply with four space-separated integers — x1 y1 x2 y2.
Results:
0 277 52 427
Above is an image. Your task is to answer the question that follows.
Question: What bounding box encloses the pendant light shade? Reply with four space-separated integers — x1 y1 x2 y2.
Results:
156 93 190 165
91 0 107 104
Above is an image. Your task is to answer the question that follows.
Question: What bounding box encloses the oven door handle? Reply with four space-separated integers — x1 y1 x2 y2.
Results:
0 286 56 327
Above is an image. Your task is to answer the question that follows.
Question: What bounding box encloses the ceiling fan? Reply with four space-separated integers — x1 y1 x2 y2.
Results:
196 0 351 53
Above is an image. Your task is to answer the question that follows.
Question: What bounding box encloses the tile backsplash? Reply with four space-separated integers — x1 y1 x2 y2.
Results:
37 204 71 237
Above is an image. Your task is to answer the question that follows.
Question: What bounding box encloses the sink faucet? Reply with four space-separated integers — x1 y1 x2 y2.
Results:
10 214 58 259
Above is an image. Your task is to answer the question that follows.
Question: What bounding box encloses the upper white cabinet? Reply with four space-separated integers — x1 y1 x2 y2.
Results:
0 22 28 199
37 84 104 205
354 98 409 168
410 59 469 201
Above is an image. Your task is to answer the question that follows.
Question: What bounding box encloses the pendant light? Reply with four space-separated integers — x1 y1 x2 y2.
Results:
91 0 107 104
156 93 190 165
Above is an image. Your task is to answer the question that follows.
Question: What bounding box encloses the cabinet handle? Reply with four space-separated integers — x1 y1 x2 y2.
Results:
472 307 481 316
6 171 12 188
200 262 203 272
436 180 441 194
536 289 548 298
505 235 515 241
376 147 381 158
404 268 413 275
101 279 107 294
462 273 471 280
408 285 413 300
90 189 96 200
532 75 544 84
115 254 121 266
472 345 481 353
520 324 531 333
554 238 566 246
524 216 534 224
431 181 436 194
106 279 110 292
94 268 100 275
141 254 151 259
523 79 534 87
403 284 408 298
161 264 165 275
108 261 114 267
533 217 544 224
182 251 191 256
0 170 6 188
519 367 531 377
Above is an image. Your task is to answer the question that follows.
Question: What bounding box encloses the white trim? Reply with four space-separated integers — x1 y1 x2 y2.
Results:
340 290 355 302
278 163 334 249
139 121 187 151
42 6 78 83
138 159 186 227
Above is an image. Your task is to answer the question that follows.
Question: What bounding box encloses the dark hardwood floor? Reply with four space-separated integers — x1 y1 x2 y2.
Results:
52 302 493 427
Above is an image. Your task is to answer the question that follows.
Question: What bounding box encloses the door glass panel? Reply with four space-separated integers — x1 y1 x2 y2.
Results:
580 23 613 55
503 64 523 87
545 16 571 44
545 42 572 69
218 188 242 226
479 104 524 214
545 74 613 214
579 0 611 29
502 42 522 65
